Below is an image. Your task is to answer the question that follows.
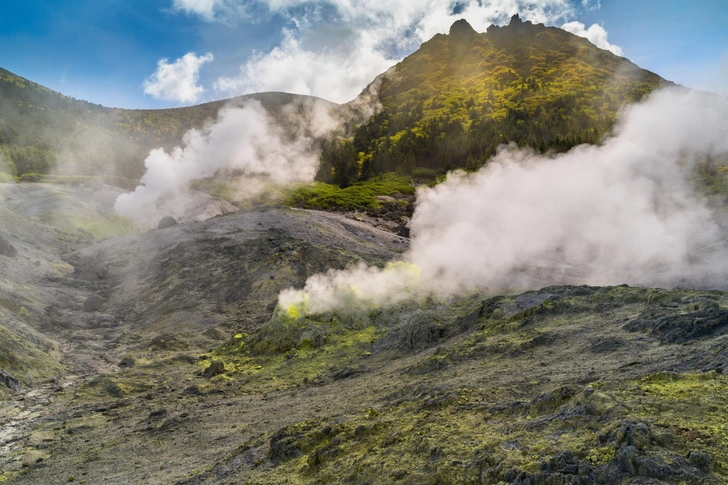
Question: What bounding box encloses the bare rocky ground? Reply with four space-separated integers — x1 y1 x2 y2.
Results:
1 182 728 484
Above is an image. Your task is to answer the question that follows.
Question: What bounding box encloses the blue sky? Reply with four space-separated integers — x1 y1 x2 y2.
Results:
1 0 726 109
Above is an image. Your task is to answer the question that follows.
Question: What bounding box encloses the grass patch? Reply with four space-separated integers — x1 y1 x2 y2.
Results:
284 174 415 210
0 172 16 183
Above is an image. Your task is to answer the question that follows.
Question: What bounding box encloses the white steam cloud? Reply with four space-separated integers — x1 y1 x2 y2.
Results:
143 52 214 103
278 262 423 318
114 97 339 228
562 21 623 55
279 88 728 317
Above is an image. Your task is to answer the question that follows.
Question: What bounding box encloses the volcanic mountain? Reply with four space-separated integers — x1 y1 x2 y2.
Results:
2 15 670 188
318 15 671 185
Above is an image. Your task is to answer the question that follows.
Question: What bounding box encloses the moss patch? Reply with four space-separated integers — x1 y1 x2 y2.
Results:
284 174 415 211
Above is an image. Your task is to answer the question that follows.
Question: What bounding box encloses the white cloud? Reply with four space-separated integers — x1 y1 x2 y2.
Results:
562 21 622 55
143 52 214 103
171 0 250 22
581 0 601 10
205 0 576 103
171 0 222 20
214 28 394 103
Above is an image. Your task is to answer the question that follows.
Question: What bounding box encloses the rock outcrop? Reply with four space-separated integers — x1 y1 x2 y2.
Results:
0 235 17 258
157 216 178 230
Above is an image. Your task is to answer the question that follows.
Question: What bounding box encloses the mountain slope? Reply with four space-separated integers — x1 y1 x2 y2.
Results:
0 67 337 180
319 15 671 184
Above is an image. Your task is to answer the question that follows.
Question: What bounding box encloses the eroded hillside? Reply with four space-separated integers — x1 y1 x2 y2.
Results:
1 182 727 484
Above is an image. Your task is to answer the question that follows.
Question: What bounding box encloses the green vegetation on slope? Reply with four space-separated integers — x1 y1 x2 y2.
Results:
284 174 415 210
318 16 669 185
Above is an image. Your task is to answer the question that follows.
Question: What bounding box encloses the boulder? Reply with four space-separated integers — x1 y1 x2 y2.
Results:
157 216 178 230
203 361 225 379
83 294 103 312
0 236 17 258
74 257 108 280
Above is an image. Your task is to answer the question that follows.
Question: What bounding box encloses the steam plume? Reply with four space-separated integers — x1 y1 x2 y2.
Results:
114 97 339 228
279 87 728 318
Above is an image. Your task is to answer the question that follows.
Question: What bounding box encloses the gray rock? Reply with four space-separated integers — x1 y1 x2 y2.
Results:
157 216 178 229
688 450 714 470
74 257 108 280
83 294 103 312
86 314 116 328
203 361 225 379
48 306 68 325
0 236 17 258
0 369 21 391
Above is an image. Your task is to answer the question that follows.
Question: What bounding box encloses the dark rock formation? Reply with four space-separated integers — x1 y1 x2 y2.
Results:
625 307 728 343
449 18 478 42
203 361 225 379
202 360 225 379
0 369 21 391
157 216 178 230
397 224 410 238
83 294 103 312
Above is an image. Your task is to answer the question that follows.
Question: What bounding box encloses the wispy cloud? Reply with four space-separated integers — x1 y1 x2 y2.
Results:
170 0 248 22
171 0 222 20
562 21 622 55
143 52 214 103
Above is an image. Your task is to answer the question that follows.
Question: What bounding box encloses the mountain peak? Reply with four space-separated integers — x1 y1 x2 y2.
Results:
449 19 478 41
510 13 523 25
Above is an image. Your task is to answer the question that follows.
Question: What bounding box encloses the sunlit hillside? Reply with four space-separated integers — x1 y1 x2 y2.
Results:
319 15 670 185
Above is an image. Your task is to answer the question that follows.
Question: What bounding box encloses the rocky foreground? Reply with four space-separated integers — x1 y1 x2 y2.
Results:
1 182 727 484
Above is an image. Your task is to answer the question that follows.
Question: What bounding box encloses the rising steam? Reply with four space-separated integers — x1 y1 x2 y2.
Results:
114 99 338 228
114 70 390 229
114 97 340 228
279 87 728 318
